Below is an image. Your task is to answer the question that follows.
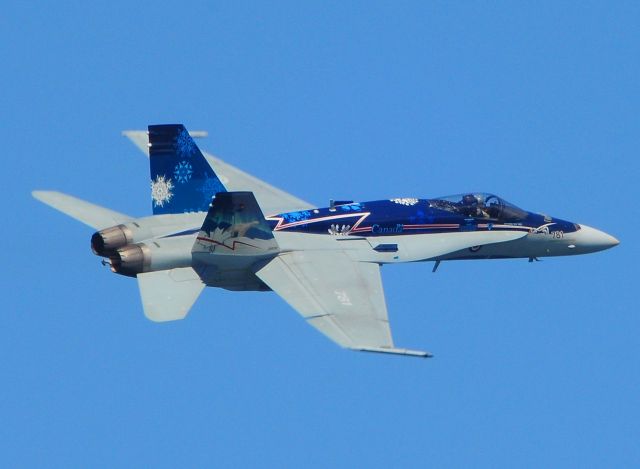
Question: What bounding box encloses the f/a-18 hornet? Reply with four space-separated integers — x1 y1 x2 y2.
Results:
33 125 619 357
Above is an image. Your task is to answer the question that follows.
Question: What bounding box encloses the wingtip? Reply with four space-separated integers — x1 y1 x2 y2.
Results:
32 190 51 201
353 346 433 358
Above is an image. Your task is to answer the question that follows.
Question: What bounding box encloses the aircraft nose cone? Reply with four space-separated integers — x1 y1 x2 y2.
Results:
574 224 619 253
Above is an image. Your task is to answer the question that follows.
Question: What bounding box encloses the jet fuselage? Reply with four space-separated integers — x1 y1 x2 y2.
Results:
134 192 618 290
267 193 618 263
33 124 620 357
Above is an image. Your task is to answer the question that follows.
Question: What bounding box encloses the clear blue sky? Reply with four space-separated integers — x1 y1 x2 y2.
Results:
2 2 638 467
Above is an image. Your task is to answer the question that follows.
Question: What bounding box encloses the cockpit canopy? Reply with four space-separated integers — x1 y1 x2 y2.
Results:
428 193 529 223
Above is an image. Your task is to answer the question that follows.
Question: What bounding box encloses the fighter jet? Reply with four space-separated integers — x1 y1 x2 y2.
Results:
32 124 619 357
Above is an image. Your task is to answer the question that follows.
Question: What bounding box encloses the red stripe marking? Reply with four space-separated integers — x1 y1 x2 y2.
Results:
196 236 260 251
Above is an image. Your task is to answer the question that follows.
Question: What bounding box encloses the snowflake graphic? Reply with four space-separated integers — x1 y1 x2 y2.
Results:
328 224 352 236
151 175 174 207
339 203 362 212
174 161 193 183
197 173 226 204
174 128 196 157
282 210 312 223
390 198 419 206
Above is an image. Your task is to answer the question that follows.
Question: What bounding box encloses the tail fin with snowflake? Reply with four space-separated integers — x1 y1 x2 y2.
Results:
148 124 227 215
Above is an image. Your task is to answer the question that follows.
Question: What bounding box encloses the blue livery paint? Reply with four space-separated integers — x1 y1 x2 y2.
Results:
149 124 227 214
267 193 580 238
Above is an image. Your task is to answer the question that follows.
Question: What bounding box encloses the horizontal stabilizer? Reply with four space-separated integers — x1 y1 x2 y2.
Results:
32 190 131 229
137 267 205 322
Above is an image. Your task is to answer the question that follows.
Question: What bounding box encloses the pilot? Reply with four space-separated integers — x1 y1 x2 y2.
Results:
461 194 490 218
462 194 476 206
475 199 491 219
460 194 478 217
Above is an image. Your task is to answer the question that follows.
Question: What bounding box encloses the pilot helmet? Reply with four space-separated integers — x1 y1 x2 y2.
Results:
462 194 477 205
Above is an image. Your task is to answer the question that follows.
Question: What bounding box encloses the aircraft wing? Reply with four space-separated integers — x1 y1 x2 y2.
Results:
255 251 430 357
203 152 314 215
32 190 132 230
123 130 314 215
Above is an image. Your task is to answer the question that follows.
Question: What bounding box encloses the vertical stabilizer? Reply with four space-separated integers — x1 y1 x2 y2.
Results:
148 124 227 214
192 192 279 257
